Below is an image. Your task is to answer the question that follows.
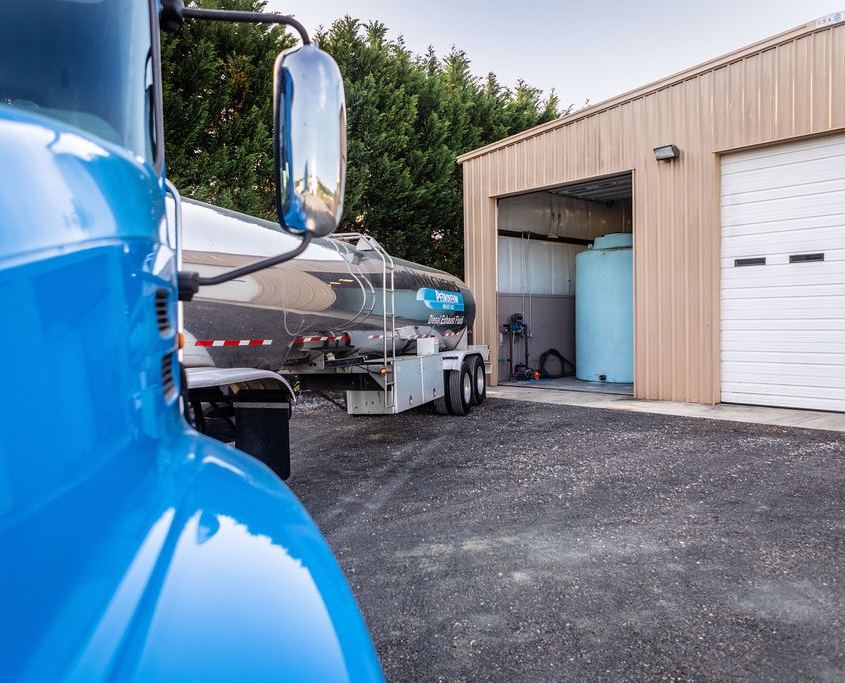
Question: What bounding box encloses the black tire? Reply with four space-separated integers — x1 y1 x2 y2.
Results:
470 355 486 406
432 384 450 415
448 363 473 416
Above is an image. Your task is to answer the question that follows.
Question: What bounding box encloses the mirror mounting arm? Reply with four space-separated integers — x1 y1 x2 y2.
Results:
178 232 312 302
161 1 311 45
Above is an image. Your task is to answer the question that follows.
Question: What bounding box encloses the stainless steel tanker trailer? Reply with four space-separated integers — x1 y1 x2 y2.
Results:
179 198 490 475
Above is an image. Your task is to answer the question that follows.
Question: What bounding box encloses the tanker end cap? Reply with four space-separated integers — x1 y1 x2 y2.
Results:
274 44 347 238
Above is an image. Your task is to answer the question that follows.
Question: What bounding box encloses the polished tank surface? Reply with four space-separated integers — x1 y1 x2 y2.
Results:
181 199 475 372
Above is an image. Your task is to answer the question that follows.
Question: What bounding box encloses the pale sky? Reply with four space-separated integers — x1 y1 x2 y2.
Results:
265 0 841 109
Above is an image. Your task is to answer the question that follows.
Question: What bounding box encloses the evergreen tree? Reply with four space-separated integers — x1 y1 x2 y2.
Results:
161 0 292 218
161 6 564 275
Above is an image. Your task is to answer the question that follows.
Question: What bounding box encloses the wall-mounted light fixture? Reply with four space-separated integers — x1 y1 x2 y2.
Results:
653 144 680 161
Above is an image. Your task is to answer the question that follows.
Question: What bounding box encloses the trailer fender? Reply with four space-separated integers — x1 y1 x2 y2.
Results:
185 367 295 479
185 366 295 399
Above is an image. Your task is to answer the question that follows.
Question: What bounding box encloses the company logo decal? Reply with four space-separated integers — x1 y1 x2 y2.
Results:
416 288 464 312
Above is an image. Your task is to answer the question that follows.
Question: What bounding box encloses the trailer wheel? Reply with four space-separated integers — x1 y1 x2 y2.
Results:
433 393 450 415
448 363 473 416
470 355 486 406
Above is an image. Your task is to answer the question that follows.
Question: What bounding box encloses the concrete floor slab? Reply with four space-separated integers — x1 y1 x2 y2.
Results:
489 384 845 432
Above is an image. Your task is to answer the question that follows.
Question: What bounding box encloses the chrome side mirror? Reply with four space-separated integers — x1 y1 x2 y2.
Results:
274 44 346 237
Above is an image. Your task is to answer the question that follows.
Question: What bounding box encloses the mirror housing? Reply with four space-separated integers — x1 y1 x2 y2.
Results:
274 44 346 237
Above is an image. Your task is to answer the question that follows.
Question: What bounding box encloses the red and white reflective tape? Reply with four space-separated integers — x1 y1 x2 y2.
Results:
293 334 351 344
291 330 461 343
194 339 272 347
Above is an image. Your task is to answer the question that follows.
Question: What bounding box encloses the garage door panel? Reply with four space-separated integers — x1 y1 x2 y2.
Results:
722 158 845 194
721 271 845 289
721 368 845 391
722 332 845 351
722 215 845 242
722 284 843 301
720 133 845 411
722 333 845 354
722 213 845 235
722 379 845 399
721 277 845 298
722 350 843 365
721 395 845 411
721 317 845 331
721 222 845 255
722 190 845 227
722 178 845 211
722 137 845 176
721 388 845 413
722 297 842 320
721 292 842 308
722 257 843 285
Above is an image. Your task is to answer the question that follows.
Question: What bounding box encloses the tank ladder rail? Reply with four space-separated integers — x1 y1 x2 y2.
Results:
327 236 377 327
332 234 396 409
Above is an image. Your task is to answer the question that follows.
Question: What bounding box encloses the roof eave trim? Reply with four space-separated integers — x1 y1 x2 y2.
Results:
458 18 826 164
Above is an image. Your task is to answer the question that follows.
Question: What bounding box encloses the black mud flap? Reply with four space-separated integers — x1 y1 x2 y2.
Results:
233 389 292 480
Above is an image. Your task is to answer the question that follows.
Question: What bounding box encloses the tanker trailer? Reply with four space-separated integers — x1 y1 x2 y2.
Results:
180 199 490 464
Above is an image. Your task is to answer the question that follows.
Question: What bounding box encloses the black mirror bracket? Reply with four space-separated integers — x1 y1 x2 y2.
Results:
159 0 311 44
177 231 312 301
160 0 185 33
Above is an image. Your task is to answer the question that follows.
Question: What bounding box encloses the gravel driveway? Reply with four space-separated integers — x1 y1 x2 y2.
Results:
286 396 845 682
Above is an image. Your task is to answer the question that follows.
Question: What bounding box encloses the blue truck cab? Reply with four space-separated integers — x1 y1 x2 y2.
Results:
0 1 382 680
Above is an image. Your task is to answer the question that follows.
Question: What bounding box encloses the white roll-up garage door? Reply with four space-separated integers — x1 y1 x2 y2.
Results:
721 133 845 412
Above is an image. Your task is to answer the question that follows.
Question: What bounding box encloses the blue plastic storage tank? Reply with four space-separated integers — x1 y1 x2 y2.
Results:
575 233 633 383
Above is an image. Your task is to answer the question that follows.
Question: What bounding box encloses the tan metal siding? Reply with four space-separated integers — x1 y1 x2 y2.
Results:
462 20 845 403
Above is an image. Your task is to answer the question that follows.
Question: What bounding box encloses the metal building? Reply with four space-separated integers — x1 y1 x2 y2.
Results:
459 13 845 411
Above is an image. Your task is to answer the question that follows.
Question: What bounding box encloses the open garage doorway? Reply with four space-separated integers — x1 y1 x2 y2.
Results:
496 173 634 394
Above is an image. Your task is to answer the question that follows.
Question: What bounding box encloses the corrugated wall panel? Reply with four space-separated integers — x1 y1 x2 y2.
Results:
758 49 778 141
812 33 830 131
774 42 794 138
682 76 704 399
834 33 845 130
462 20 845 400
497 238 580 296
795 35 813 134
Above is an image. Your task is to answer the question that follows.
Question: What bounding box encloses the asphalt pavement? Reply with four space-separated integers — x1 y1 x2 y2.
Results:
286 391 845 682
